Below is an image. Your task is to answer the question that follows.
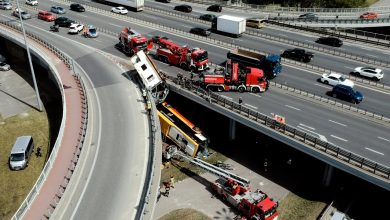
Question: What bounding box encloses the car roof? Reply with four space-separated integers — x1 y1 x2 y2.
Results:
327 73 342 78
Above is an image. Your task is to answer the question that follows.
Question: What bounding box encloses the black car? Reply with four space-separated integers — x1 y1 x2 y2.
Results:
281 48 314 63
190 27 211 36
174 4 192 13
54 17 75 27
155 0 171 2
199 14 217 22
207 4 222 12
316 37 343 47
70 3 85 12
331 84 363 104
298 13 318 21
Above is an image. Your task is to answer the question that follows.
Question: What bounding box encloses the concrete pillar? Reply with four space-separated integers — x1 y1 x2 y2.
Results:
322 164 334 187
229 119 236 141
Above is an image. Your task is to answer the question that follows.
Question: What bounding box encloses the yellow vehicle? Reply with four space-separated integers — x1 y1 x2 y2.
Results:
157 102 209 158
246 18 266 29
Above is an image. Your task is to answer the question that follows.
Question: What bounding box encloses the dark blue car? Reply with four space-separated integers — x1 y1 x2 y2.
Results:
331 84 363 104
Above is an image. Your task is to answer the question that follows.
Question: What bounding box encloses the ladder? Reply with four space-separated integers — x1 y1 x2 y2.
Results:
174 150 250 188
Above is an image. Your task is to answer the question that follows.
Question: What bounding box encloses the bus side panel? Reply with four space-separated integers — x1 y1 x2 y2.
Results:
167 127 196 156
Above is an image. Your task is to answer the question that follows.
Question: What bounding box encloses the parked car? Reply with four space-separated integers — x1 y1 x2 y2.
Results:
51 6 66 14
55 17 75 27
330 84 363 104
316 36 343 47
351 67 384 81
298 13 318 20
84 25 98 38
68 23 84 34
111 6 128 14
360 12 378 19
25 0 38 6
281 48 314 63
320 73 354 87
12 9 31 19
207 4 222 12
199 14 217 22
0 62 10 71
190 27 211 36
174 4 192 13
70 3 85 12
38 11 56 21
0 2 12 10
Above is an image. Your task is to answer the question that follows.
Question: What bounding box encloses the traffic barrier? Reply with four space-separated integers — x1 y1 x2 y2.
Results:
165 73 390 182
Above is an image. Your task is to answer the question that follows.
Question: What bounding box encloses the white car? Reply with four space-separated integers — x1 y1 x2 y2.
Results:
111 6 128 14
25 0 38 6
0 62 10 71
351 67 383 81
320 73 354 87
68 23 84 34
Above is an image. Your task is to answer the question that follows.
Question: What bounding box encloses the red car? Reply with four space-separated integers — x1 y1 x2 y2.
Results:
38 11 56 21
360 12 378 19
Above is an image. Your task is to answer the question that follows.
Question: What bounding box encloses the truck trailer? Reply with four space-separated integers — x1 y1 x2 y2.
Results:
211 15 246 38
95 0 144 11
227 48 282 79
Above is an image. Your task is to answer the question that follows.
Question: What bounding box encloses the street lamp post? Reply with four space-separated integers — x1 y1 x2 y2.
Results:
15 0 43 111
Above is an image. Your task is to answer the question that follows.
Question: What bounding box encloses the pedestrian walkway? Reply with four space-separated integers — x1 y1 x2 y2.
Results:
154 158 288 219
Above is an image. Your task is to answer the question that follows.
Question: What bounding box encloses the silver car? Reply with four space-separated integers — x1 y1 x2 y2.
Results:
0 2 12 10
0 62 10 71
13 9 32 19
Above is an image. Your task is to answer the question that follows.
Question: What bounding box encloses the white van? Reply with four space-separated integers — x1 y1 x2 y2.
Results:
9 136 34 170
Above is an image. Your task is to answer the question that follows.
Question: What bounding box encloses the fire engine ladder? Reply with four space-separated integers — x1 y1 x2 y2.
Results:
173 150 250 188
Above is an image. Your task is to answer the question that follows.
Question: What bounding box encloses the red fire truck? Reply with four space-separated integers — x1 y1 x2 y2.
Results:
117 27 153 55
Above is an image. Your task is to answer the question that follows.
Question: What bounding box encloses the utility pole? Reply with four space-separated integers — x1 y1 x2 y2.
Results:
15 0 43 111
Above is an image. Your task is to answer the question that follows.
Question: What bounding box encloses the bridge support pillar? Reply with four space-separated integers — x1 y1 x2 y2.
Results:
229 119 236 141
322 164 334 187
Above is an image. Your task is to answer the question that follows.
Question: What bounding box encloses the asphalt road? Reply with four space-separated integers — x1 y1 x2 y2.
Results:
0 11 150 219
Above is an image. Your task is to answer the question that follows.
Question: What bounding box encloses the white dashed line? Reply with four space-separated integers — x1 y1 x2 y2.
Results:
314 83 331 89
299 123 315 130
378 136 390 143
367 54 378 58
330 135 348 142
296 126 327 142
328 120 347 127
109 23 122 28
365 147 384 156
285 105 301 111
220 95 233 100
244 103 258 109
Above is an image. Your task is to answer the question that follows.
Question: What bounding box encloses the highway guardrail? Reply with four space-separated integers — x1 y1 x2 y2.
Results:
164 73 390 183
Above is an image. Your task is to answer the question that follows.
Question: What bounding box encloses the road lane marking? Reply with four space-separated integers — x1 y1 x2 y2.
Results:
367 54 378 58
365 147 384 156
279 34 288 37
330 135 348 142
244 103 258 109
285 104 301 111
296 126 327 142
314 83 331 89
109 23 122 28
378 136 390 142
251 93 262 98
343 66 353 69
220 95 233 100
299 123 315 130
328 120 347 127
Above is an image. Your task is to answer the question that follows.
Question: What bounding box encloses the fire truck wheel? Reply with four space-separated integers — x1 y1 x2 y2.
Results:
238 86 245 93
252 87 260 93
217 86 223 92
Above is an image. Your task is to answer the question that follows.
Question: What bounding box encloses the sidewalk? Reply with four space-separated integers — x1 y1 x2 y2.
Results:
154 158 289 219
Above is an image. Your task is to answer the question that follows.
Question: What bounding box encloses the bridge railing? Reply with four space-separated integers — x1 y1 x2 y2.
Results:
164 74 390 182
272 17 390 25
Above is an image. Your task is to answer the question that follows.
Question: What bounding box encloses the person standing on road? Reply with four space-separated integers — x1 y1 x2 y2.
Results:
164 182 171 197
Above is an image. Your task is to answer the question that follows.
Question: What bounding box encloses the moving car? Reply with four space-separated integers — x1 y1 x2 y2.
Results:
68 23 84 34
156 0 171 2
51 6 66 14
246 18 265 29
25 0 38 6
360 12 378 19
330 84 363 104
190 27 211 36
316 36 343 47
174 4 192 13
70 3 85 12
38 11 56 21
298 13 318 20
207 4 222 12
0 62 10 71
84 25 98 38
12 9 31 19
351 67 383 81
55 17 75 27
111 6 128 14
199 14 217 22
320 73 354 87
281 48 314 63
0 2 12 10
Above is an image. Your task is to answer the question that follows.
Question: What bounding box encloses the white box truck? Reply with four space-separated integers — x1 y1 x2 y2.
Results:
96 0 144 11
211 15 246 38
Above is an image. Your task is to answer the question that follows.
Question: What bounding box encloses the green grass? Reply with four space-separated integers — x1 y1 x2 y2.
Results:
365 0 378 6
158 208 211 220
0 110 49 220
278 192 327 220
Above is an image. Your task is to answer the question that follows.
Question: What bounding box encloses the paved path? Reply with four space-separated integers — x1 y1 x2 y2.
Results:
154 158 289 219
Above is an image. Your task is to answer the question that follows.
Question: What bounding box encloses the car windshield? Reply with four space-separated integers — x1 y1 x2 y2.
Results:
194 51 208 62
89 28 96 34
10 153 24 161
